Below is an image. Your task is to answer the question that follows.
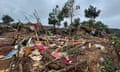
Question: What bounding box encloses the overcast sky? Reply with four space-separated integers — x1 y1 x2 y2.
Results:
0 0 120 29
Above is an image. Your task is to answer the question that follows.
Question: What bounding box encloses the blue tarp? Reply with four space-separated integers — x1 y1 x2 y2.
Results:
3 49 15 59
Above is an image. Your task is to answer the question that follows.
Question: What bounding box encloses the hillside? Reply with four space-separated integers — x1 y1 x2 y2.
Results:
109 28 120 37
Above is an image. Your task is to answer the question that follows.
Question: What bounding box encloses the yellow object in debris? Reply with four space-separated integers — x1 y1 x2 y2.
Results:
0 69 4 72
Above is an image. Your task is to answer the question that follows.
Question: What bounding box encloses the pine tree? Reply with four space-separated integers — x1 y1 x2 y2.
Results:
84 5 100 20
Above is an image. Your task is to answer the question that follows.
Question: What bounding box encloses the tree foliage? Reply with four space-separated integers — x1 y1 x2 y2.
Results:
81 20 95 28
72 18 80 29
95 21 108 30
58 7 69 19
64 21 68 28
84 5 100 20
82 5 110 33
2 15 14 24
48 5 60 29
59 0 75 19
109 29 120 37
81 20 109 33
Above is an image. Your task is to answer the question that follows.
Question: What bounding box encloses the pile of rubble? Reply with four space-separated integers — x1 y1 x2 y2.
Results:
0 29 119 72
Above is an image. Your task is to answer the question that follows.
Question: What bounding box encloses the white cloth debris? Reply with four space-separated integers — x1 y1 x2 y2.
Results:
80 46 86 50
93 44 105 50
29 49 42 61
50 44 56 47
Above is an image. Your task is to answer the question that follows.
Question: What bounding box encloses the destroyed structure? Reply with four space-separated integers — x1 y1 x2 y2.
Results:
0 23 120 72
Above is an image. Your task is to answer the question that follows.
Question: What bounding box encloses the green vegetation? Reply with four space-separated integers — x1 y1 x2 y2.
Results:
2 15 14 24
70 18 80 31
63 21 68 29
84 5 101 20
48 5 60 30
109 28 120 37
99 58 115 72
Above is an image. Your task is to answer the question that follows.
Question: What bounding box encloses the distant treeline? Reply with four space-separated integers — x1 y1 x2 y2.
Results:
109 28 120 37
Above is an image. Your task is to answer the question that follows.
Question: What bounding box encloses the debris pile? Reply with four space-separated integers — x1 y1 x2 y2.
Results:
0 26 119 72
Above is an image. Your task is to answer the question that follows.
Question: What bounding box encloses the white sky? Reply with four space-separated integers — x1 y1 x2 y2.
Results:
0 0 120 29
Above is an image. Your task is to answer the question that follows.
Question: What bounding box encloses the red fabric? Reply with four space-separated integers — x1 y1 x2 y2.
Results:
37 45 48 51
51 51 60 59
63 57 72 65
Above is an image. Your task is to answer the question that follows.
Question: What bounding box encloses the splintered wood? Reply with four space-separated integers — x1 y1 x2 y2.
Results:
0 31 119 72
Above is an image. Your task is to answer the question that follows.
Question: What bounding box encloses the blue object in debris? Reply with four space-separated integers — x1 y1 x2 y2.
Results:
3 50 15 59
